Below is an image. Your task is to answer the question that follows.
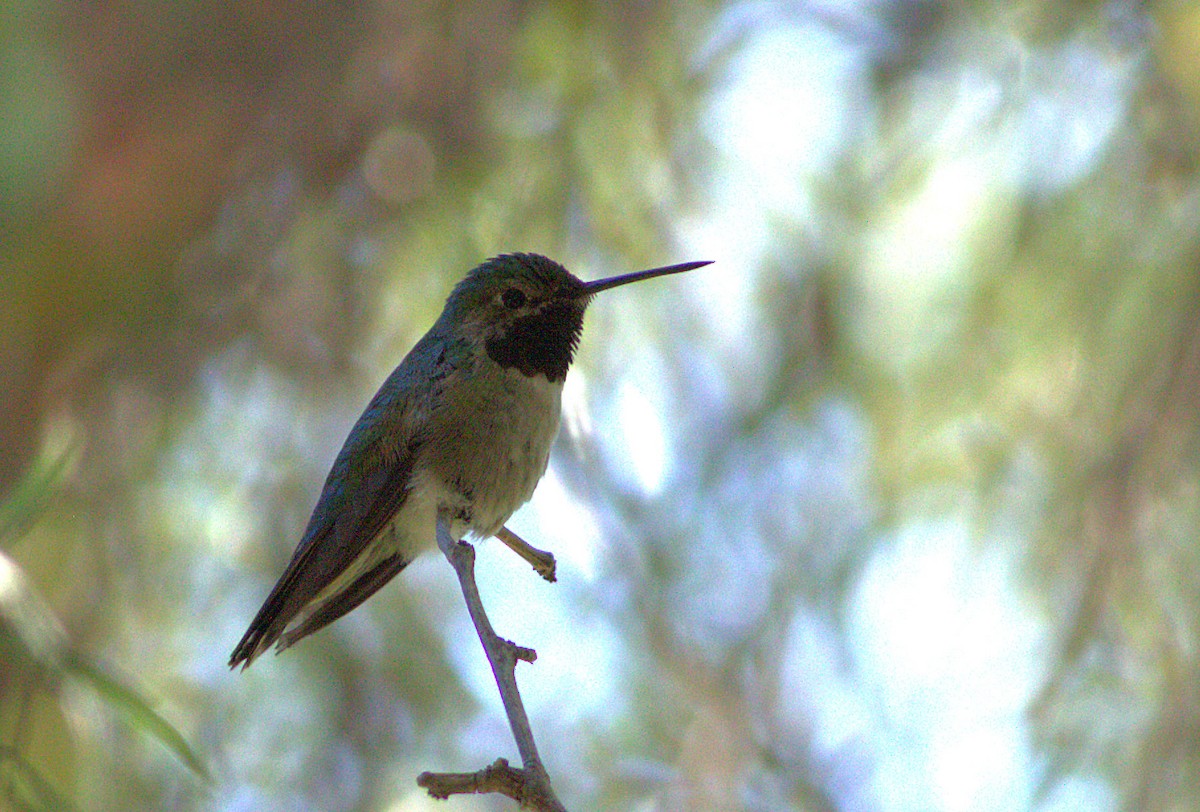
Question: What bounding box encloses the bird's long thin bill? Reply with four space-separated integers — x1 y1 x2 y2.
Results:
584 260 713 293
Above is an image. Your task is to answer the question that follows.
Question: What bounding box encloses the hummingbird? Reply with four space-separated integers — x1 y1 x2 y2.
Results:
230 252 710 669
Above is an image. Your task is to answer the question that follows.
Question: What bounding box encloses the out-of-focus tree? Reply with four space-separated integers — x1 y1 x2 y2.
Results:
5 1 1200 811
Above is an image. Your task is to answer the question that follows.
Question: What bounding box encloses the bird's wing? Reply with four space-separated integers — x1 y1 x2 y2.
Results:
229 337 449 669
275 550 411 651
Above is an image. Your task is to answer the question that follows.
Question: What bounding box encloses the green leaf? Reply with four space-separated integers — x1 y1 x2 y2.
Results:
0 446 75 551
63 657 212 782
0 551 209 788
0 747 79 812
0 550 68 673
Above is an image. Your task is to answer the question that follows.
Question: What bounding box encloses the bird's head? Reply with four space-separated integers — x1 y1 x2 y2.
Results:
439 252 711 382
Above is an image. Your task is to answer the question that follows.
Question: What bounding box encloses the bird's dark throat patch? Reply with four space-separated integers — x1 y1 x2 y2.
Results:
485 300 585 382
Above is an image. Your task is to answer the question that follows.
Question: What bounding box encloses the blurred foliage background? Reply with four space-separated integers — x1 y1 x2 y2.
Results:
3 0 1200 810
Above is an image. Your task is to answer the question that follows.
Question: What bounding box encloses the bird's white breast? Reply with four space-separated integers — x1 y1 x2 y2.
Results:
421 363 563 541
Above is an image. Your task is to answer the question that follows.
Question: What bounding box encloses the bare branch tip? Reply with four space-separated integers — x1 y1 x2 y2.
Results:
416 759 566 811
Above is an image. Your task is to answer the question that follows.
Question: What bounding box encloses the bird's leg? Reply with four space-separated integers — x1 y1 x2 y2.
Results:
422 513 566 811
496 525 557 582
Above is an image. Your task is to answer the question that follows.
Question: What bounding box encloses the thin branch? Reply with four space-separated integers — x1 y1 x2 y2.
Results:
417 758 526 802
427 513 566 811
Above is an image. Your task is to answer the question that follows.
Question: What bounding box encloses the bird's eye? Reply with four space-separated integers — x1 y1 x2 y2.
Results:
501 287 527 309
